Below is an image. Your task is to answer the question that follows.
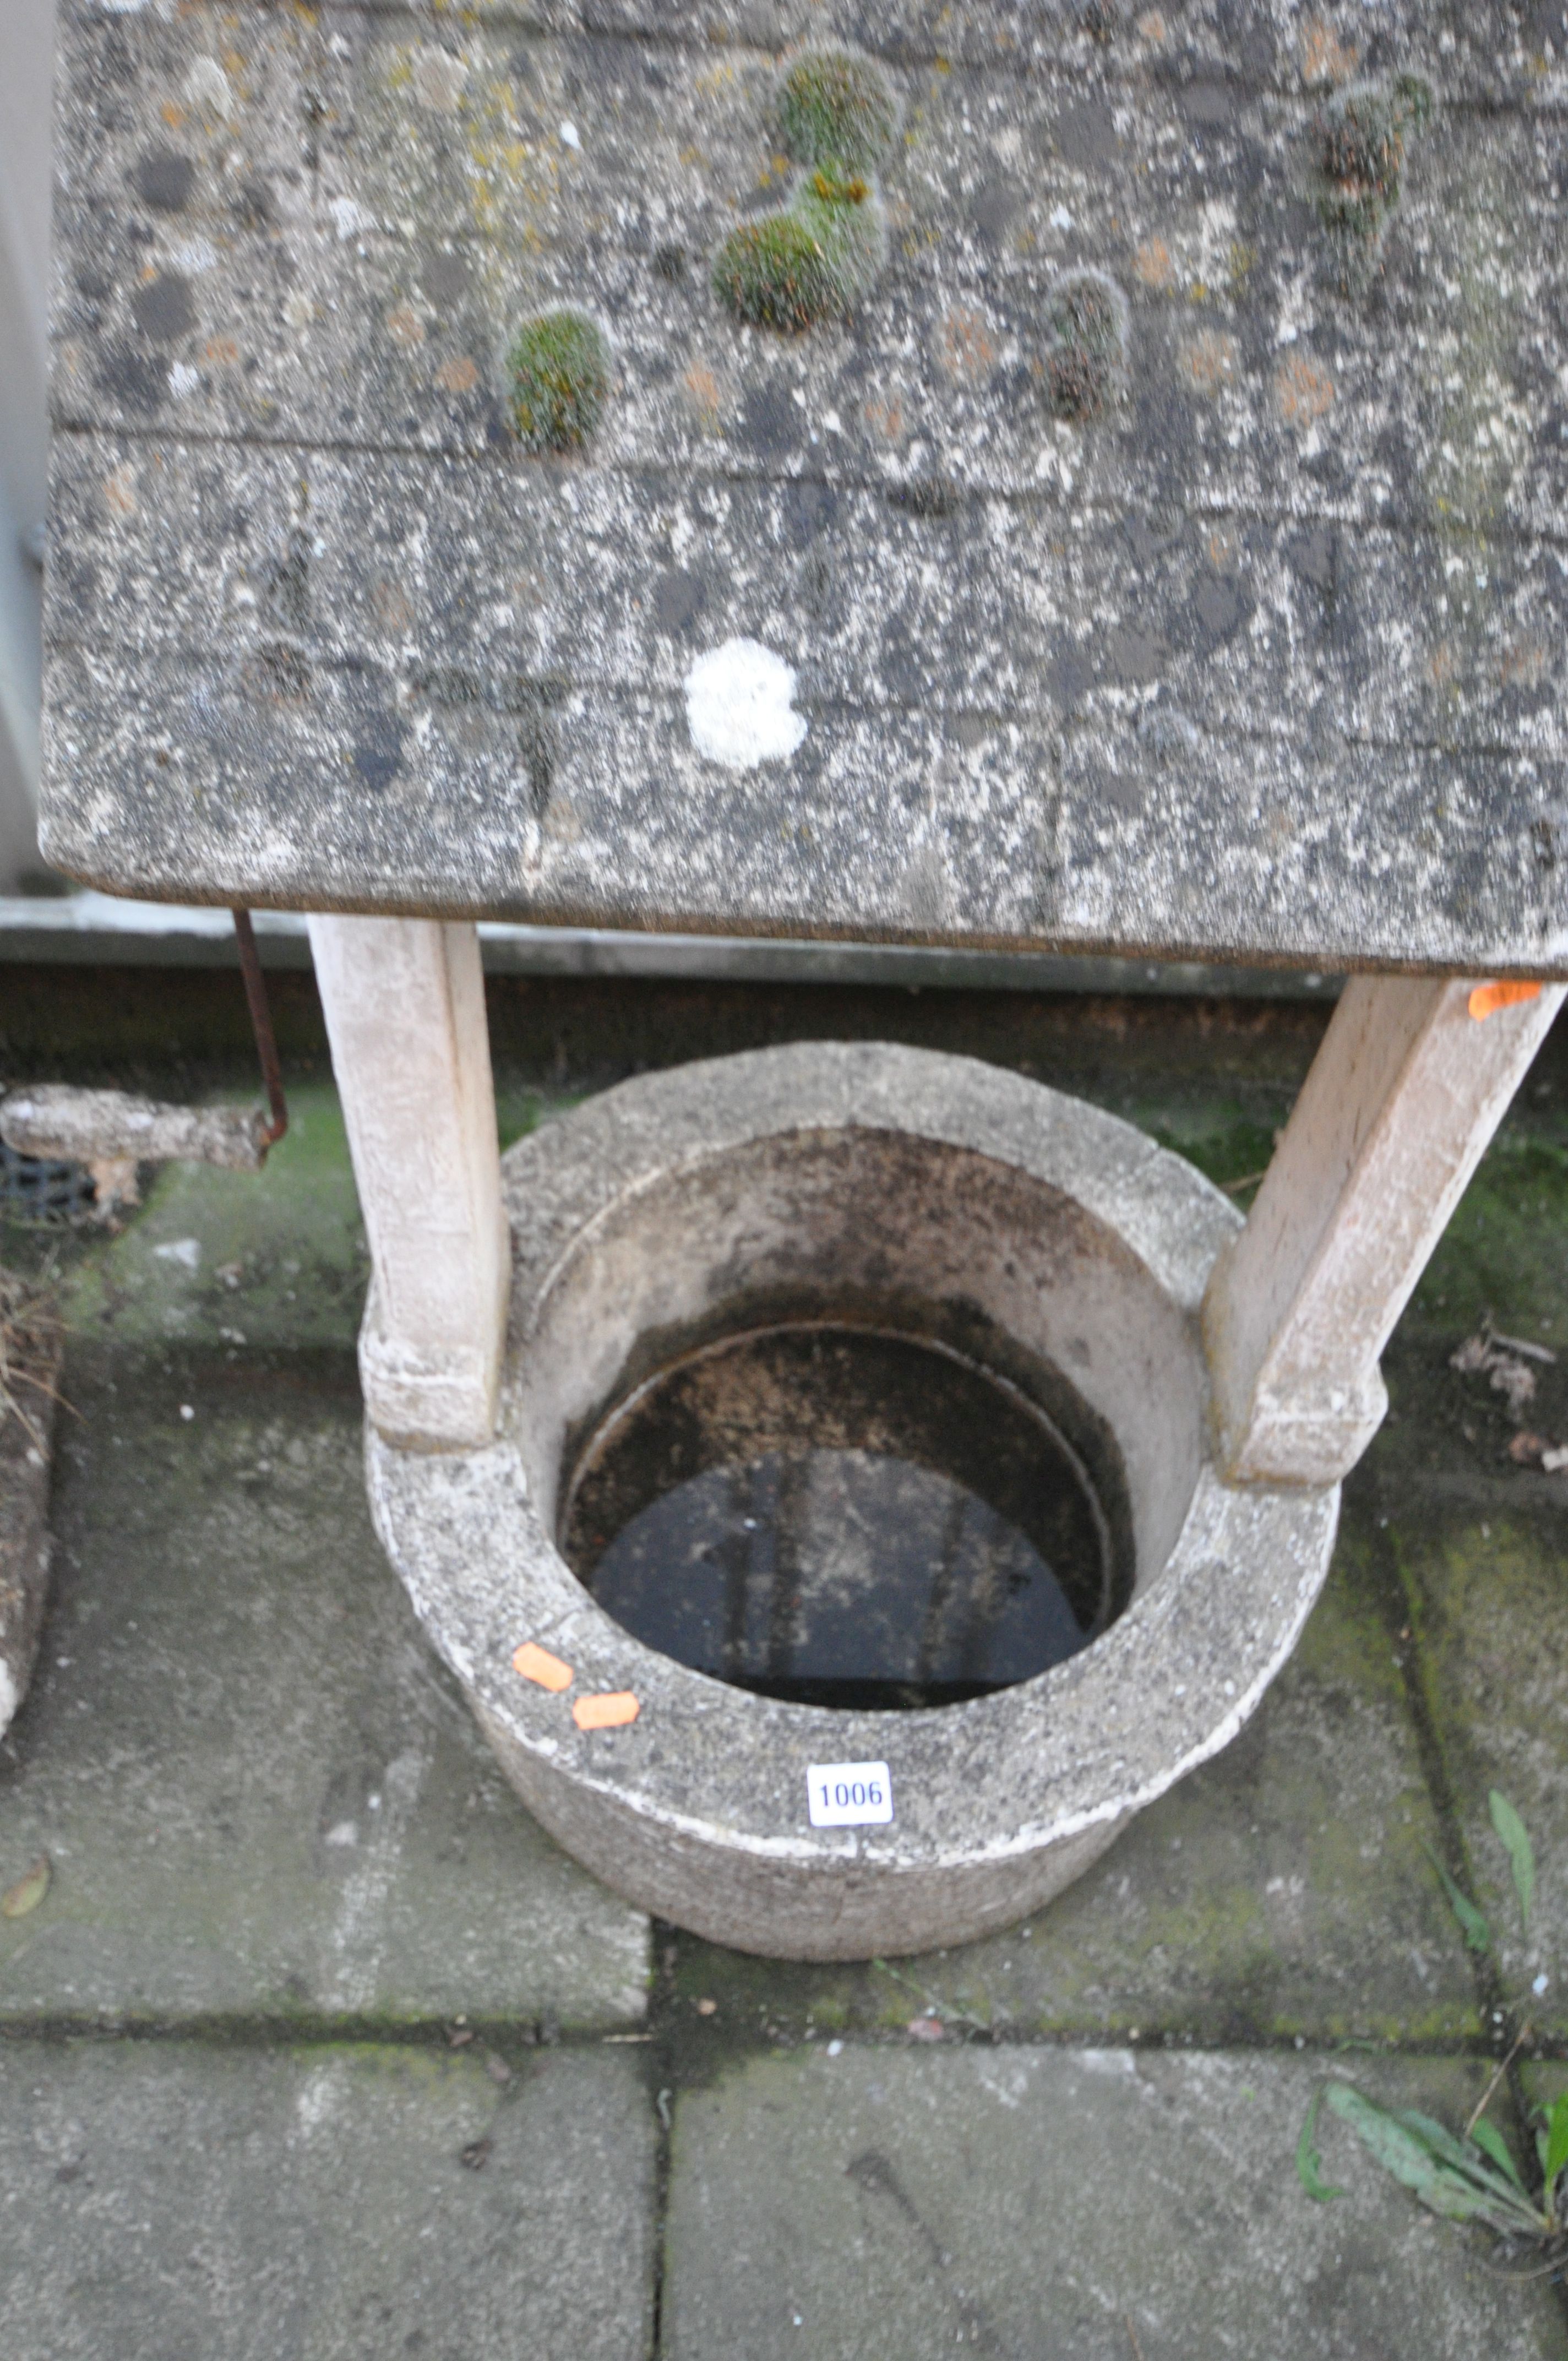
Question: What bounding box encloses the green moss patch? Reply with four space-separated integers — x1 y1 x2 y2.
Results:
776 49 898 176
712 214 843 333
714 50 895 334
1043 269 1127 422
1316 75 1434 274
505 309 609 454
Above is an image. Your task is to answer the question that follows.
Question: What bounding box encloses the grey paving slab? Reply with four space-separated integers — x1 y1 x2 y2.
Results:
673 1495 1479 2043
0 2040 655 2361
663 2044 1568 2360
0 1352 649 2028
41 1 1568 973
1394 1504 1568 2034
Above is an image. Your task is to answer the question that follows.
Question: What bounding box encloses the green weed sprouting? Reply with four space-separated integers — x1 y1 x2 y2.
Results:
504 310 610 454
1298 1789 1564 2261
1042 269 1128 423
1299 2079 1568 2254
713 48 897 333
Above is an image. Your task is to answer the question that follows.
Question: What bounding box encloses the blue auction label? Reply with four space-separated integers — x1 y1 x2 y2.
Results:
806 1760 894 1827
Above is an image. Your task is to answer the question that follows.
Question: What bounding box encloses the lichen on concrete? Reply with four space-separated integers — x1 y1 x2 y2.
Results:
36 2 1568 968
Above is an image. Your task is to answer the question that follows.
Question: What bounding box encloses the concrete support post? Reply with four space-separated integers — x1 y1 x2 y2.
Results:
1203 974 1564 1487
307 916 509 1449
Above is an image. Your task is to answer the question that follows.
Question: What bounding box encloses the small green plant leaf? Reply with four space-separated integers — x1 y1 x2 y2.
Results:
1471 2118 1526 2191
1488 1789 1535 1933
1296 2086 1346 2204
1321 2085 1547 2236
0 1853 49 1919
1542 2093 1568 2207
1390 2108 1539 2214
1325 2087 1467 2215
1423 1842 1490 1953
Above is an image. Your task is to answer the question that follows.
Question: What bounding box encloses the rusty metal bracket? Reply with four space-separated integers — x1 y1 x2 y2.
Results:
232 909 288 1147
0 910 290 1220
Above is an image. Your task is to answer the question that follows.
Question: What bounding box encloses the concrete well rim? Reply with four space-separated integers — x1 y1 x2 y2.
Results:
369 1041 1339 1957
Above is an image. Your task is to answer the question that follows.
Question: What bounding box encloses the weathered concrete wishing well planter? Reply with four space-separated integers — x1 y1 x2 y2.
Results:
39 0 1568 1952
371 1043 1340 1955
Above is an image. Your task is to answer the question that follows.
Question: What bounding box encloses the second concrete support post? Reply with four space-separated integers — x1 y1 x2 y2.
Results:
1204 975 1564 1487
308 916 509 1449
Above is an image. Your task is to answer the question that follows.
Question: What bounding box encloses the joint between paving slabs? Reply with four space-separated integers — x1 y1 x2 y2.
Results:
1355 1464 1568 2321
643 1929 688 2359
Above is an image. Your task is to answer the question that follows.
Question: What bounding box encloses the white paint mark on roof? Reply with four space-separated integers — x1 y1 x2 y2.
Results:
684 639 807 771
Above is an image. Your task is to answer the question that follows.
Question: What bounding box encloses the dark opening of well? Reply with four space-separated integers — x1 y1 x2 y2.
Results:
561 1323 1124 1710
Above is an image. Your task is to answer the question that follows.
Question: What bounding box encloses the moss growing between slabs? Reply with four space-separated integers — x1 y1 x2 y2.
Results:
1043 270 1128 422
714 50 896 334
1317 75 1434 268
505 310 609 454
776 50 899 176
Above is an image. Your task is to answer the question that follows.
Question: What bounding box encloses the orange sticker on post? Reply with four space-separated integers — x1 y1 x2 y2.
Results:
573 1691 641 1732
1468 981 1543 1021
512 1641 574 1693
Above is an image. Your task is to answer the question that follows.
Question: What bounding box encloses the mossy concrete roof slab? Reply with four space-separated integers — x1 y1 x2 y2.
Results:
40 1 1568 973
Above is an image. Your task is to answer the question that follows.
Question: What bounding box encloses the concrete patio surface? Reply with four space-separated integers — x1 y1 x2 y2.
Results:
4 984 1568 2355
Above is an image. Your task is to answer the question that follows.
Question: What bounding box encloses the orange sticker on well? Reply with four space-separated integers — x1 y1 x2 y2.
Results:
512 1641 574 1693
573 1691 640 1731
1468 981 1543 1022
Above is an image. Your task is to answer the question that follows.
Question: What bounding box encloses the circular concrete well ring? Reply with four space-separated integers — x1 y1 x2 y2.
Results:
369 1042 1338 1961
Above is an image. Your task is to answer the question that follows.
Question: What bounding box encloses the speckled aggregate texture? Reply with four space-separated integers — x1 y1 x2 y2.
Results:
369 1043 1340 1956
39 1 1568 973
661 2048 1568 2358
0 1352 651 2030
0 2043 657 2361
